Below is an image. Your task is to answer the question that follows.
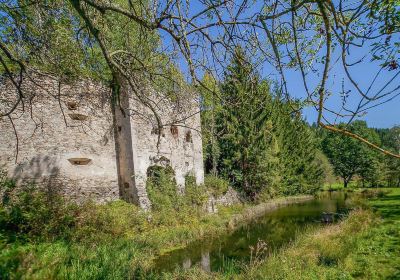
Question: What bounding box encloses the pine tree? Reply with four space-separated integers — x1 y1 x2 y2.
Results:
217 48 276 198
272 101 323 194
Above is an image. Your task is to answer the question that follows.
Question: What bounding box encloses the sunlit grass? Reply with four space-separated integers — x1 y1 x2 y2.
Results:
231 188 400 280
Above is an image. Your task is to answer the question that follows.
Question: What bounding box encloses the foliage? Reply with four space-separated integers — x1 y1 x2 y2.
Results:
375 126 400 187
200 73 222 176
184 174 209 207
206 48 322 199
0 171 77 242
146 166 210 215
270 100 323 195
216 48 273 198
0 171 243 279
146 165 179 211
314 149 336 187
204 175 230 197
322 121 383 188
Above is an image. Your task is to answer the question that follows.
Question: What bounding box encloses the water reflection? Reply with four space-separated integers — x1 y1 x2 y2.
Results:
154 191 350 272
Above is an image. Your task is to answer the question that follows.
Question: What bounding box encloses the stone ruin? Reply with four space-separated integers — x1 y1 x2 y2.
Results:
0 73 204 210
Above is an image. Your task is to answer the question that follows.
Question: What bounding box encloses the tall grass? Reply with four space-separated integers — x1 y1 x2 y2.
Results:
0 169 242 279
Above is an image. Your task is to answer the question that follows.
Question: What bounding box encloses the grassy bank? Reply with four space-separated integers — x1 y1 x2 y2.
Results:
159 188 400 279
0 177 312 279
2 171 399 280
229 188 399 280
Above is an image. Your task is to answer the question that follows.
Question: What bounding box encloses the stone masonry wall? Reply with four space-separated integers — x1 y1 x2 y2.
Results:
130 90 204 198
0 73 204 207
0 74 119 202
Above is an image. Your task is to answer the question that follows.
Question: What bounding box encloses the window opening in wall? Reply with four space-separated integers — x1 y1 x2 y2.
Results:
151 126 165 137
170 125 179 138
68 158 91 165
67 101 78 110
185 130 192 143
69 113 88 121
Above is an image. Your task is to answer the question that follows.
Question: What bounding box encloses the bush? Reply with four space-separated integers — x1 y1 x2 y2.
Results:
185 175 209 206
204 175 229 196
146 166 212 226
0 171 77 242
146 165 182 211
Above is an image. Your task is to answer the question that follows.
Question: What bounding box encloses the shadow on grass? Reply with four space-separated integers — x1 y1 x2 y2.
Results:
371 193 400 220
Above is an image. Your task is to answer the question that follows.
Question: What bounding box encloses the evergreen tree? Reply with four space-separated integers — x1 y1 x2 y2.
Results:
217 48 275 198
200 73 222 176
271 100 323 195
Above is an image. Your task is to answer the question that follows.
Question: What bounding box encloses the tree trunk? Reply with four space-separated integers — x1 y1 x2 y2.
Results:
343 178 348 188
111 76 139 205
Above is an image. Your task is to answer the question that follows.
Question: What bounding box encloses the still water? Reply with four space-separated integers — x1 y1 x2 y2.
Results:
153 191 351 272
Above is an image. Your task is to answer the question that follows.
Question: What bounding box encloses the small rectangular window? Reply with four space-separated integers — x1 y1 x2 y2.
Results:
170 125 179 138
185 130 192 143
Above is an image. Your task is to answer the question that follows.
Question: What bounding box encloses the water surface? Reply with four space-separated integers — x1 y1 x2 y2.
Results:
153 191 350 272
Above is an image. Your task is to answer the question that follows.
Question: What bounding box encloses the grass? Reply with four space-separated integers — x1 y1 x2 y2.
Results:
0 174 313 280
0 200 244 279
160 188 400 280
321 182 359 191
2 168 399 280
234 188 400 280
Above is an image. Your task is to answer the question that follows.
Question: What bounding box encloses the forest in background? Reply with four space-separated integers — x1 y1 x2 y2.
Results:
200 48 400 202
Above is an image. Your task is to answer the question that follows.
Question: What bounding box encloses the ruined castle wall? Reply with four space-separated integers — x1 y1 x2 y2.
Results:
130 90 204 196
0 74 205 206
0 74 119 202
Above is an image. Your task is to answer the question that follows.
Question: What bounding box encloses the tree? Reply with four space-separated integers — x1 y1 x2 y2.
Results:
322 121 381 188
375 126 400 187
1 0 399 206
217 48 275 198
214 49 322 198
200 73 222 176
271 99 323 195
1 0 399 160
0 0 194 205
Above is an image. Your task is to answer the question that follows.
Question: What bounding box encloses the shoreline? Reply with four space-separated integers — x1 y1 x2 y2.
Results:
154 194 314 257
226 195 314 229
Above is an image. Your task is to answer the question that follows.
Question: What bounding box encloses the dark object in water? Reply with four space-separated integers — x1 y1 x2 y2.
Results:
321 212 334 223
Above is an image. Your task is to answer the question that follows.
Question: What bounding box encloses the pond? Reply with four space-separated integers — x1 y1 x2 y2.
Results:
153 191 352 273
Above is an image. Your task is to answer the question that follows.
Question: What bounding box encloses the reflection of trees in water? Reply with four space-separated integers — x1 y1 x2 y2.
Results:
157 195 350 272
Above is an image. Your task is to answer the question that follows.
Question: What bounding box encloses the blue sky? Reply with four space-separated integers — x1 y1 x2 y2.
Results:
283 56 400 128
161 1 400 129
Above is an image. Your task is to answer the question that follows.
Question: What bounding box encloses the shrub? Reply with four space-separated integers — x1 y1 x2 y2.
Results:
185 175 208 207
204 175 229 196
146 165 182 211
0 171 77 242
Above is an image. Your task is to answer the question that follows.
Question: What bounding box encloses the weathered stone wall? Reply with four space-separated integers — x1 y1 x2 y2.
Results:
0 73 204 207
0 74 119 202
206 187 242 213
130 90 204 199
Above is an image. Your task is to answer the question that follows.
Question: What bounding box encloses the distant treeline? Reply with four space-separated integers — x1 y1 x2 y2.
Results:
319 122 400 189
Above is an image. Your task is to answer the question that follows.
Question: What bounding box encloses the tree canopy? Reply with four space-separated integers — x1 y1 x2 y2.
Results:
322 121 382 188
